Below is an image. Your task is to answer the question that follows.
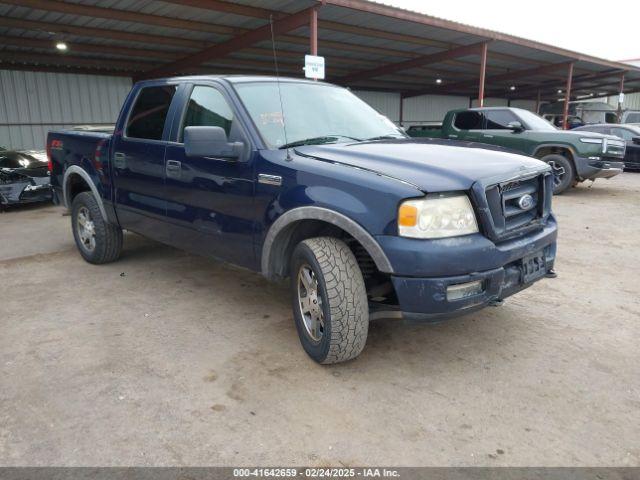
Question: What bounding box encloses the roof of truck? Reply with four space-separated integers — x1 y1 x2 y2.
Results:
139 75 330 85
446 107 532 113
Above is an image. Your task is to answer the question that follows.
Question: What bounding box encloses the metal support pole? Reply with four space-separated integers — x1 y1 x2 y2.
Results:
399 93 404 127
478 42 488 107
310 7 318 56
617 72 625 122
562 63 574 130
535 89 541 114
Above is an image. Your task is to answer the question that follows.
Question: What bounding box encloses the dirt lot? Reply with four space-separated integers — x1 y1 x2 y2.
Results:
1 174 639 467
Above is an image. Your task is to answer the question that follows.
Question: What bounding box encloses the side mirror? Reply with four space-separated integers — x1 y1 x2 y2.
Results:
633 136 640 145
184 126 243 159
507 121 524 132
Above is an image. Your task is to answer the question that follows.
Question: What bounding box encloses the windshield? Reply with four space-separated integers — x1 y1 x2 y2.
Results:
516 110 557 131
234 81 405 149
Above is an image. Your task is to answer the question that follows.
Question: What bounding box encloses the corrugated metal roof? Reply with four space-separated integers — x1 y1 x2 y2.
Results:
0 0 638 101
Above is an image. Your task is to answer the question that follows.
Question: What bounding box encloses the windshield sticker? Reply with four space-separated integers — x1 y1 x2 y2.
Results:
259 112 284 126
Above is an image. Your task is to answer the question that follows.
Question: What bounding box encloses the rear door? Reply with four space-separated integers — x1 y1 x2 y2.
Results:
448 110 484 142
162 82 256 269
111 83 178 238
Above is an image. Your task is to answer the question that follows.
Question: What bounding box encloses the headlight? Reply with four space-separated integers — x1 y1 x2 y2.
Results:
398 193 479 239
579 137 603 144
580 137 607 153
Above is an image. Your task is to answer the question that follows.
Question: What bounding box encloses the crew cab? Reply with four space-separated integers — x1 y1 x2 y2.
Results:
407 107 626 194
48 76 558 364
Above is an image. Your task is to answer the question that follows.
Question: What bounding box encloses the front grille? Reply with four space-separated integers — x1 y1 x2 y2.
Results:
478 172 552 241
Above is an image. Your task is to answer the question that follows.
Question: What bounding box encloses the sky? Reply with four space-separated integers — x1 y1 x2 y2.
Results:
382 0 639 62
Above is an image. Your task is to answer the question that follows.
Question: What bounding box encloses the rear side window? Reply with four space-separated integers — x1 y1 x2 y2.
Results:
626 112 640 123
454 111 482 130
605 112 618 124
126 85 177 140
611 127 634 141
180 86 233 142
582 126 607 134
485 110 519 129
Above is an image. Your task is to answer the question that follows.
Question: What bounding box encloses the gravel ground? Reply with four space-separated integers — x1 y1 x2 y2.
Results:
1 174 639 466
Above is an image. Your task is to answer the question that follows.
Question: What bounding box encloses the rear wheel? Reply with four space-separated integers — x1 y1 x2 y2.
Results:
71 191 123 264
290 237 369 364
541 153 574 194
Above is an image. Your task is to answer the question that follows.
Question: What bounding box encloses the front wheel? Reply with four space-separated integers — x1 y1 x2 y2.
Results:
540 154 575 194
71 191 123 264
290 237 369 364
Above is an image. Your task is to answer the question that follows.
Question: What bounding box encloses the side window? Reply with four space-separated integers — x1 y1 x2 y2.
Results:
484 110 520 129
611 128 633 141
181 86 233 142
454 111 483 130
626 112 640 123
126 85 177 140
605 112 618 124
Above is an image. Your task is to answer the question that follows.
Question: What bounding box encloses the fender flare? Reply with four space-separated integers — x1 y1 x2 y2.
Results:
533 143 576 159
261 206 394 279
62 165 108 221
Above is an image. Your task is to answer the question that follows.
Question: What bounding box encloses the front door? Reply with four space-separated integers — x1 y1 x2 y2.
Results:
480 109 534 154
163 84 256 269
111 83 177 238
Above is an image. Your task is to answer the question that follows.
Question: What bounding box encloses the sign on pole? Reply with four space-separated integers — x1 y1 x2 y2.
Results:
304 55 325 80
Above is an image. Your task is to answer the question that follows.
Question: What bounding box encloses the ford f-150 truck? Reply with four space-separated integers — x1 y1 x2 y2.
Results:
48 76 558 364
406 107 626 194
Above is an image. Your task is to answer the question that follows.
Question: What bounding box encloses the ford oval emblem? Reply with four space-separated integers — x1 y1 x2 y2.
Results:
518 194 534 210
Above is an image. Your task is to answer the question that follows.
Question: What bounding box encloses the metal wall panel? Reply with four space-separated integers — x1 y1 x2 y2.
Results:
605 94 635 110
0 70 132 150
511 100 538 112
402 94 469 125
353 90 401 122
620 92 640 110
471 97 509 108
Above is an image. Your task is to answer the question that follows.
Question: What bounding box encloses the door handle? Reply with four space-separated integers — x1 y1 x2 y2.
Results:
483 134 494 138
113 152 126 169
166 159 182 178
166 160 181 171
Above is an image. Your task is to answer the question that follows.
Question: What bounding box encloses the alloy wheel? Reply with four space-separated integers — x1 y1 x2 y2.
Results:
548 160 566 188
76 206 96 252
297 264 325 342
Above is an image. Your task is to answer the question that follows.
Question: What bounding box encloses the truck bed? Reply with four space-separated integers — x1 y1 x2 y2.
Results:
47 129 113 207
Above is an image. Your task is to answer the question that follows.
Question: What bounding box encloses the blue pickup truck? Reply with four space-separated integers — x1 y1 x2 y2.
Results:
47 76 558 364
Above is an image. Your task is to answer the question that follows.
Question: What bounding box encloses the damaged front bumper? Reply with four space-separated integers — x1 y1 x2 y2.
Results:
374 216 557 322
575 156 624 180
0 179 52 205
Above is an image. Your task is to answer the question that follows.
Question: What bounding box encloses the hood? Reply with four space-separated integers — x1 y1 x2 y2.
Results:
295 139 548 192
543 129 620 141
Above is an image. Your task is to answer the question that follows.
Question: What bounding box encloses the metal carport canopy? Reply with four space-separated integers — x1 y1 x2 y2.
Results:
1 0 639 124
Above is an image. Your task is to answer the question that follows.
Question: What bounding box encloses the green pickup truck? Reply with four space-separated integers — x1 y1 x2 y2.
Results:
407 107 626 194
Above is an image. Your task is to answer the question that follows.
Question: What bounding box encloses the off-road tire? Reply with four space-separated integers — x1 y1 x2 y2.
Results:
540 153 575 194
71 191 123 264
290 237 369 364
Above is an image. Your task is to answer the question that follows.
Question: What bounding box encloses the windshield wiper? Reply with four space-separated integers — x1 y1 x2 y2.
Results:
278 135 362 149
364 134 406 141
